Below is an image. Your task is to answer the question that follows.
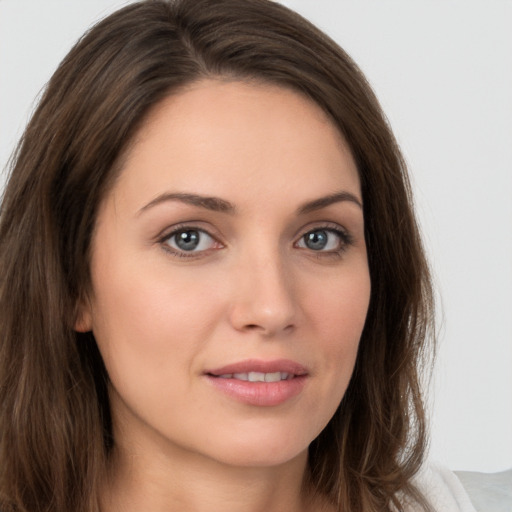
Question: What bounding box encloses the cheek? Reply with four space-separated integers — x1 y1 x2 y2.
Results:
305 264 370 392
308 263 371 344
89 258 228 382
88 269 216 433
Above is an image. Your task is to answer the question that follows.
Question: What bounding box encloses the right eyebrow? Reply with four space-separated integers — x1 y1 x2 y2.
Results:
297 191 363 214
137 192 236 216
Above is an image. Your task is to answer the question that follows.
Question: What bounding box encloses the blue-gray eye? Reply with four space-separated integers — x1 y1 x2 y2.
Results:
297 229 343 251
166 229 215 252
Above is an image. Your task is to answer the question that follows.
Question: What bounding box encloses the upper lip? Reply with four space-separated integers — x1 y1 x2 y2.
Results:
205 359 309 377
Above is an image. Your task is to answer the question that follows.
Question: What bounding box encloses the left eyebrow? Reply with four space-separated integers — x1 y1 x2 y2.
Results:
138 192 236 215
297 191 363 214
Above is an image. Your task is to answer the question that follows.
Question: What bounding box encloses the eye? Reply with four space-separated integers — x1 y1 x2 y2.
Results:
296 227 350 253
162 228 219 255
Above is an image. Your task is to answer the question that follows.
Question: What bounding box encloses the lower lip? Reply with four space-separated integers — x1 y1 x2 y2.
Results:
205 375 308 406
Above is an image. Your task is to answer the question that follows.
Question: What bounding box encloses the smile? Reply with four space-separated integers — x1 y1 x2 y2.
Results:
216 372 293 382
204 359 308 406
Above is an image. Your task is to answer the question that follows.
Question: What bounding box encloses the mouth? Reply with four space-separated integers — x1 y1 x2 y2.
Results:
213 371 295 382
205 358 308 378
204 359 309 406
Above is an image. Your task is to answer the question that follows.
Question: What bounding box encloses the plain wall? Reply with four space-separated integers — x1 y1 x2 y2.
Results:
1 0 511 473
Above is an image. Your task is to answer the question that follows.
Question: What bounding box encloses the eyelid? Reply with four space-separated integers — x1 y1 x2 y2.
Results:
156 220 222 241
295 222 351 241
294 222 354 253
157 222 224 258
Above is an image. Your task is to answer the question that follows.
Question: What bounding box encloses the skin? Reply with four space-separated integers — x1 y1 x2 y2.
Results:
77 79 371 512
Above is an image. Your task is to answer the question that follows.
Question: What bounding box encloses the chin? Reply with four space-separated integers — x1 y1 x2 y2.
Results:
193 420 318 469
209 443 308 469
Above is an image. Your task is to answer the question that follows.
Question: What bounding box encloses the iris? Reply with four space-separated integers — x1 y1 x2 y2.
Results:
175 230 201 251
304 230 329 250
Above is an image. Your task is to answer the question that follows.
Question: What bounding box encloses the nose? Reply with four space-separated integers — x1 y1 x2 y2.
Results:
228 251 298 337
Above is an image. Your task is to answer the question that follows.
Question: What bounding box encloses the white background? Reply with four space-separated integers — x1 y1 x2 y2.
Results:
1 0 510 473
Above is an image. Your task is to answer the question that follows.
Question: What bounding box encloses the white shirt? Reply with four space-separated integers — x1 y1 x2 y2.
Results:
409 462 478 512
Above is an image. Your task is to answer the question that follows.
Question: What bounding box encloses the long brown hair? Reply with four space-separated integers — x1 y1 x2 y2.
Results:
0 1 435 511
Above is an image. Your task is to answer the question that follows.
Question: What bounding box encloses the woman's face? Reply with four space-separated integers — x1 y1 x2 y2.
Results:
78 80 371 469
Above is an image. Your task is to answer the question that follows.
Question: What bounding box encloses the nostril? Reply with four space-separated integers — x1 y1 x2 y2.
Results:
241 322 295 335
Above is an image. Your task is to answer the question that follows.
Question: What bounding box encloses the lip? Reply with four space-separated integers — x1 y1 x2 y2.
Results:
204 359 309 407
205 359 308 377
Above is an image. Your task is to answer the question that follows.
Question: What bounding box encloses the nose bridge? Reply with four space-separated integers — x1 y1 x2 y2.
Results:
229 240 297 335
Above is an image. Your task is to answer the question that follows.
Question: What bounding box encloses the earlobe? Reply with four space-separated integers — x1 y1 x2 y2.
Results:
74 299 93 333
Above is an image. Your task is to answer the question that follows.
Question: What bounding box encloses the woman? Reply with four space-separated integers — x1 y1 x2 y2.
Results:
0 1 476 511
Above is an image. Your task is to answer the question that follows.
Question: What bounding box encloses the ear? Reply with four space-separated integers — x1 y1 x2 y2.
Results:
74 297 93 333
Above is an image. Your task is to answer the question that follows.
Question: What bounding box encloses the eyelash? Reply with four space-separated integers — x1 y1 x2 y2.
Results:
158 223 221 259
157 223 354 259
296 224 354 259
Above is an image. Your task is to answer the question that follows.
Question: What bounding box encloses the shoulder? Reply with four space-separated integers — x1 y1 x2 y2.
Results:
409 461 478 512
454 467 512 512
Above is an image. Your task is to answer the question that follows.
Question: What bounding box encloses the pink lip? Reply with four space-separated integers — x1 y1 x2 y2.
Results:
204 359 309 407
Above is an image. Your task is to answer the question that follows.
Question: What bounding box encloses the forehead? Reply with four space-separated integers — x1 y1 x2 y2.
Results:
113 79 361 212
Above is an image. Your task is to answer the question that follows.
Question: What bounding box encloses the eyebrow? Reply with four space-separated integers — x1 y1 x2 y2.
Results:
138 192 236 215
138 190 362 216
297 191 362 214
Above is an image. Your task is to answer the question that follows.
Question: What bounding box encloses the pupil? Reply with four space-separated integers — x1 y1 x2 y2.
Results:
305 230 328 250
176 230 200 251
